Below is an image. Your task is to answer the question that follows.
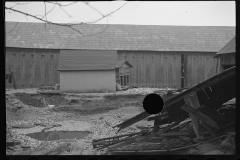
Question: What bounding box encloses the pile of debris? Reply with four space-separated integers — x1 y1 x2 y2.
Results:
92 67 236 155
115 87 180 95
39 84 60 91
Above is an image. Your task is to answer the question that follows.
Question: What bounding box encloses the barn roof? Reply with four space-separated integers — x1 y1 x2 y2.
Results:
58 50 117 71
215 36 235 57
116 60 133 68
6 21 235 52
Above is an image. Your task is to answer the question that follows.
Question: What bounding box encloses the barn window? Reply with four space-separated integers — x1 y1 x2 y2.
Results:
120 74 130 87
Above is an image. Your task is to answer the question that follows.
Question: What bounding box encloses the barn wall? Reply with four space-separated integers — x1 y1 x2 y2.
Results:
117 51 182 88
185 52 218 87
5 47 60 88
220 53 235 66
60 70 116 93
6 48 218 89
118 51 218 88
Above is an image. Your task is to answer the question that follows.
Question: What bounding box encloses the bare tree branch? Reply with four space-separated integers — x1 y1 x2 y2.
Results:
79 2 128 25
86 16 109 37
5 6 85 36
5 1 128 36
44 2 47 28
84 2 104 17
58 5 72 18
6 22 19 34
24 14 28 21
40 3 57 19
11 2 30 5
46 1 79 7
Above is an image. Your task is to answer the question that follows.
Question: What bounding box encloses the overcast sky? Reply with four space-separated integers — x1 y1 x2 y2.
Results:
5 1 235 26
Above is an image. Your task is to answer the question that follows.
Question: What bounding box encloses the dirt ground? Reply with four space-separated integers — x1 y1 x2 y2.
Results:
6 88 154 155
6 88 235 155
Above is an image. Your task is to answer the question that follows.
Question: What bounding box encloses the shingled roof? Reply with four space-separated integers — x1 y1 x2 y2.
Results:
5 21 235 52
58 50 117 71
116 60 133 68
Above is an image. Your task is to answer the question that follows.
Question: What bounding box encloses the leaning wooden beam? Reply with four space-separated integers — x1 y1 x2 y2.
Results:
108 117 185 151
114 66 235 131
181 104 219 129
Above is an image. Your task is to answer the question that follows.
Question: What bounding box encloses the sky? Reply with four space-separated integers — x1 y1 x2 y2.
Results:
5 1 236 26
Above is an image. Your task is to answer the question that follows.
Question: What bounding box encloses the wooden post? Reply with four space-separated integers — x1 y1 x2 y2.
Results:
188 122 193 143
184 91 204 140
153 116 160 132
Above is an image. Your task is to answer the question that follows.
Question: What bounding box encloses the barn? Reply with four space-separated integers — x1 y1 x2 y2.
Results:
214 36 235 73
5 22 235 89
58 50 118 93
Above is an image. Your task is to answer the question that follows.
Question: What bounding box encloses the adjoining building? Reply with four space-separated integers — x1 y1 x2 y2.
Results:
214 36 235 73
58 50 118 93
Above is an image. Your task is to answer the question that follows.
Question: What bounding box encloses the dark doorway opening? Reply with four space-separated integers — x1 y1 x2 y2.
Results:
181 54 185 88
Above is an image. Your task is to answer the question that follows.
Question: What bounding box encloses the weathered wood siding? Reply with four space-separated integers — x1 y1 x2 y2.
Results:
220 53 235 65
184 52 218 87
6 48 218 89
117 51 182 88
5 48 60 88
118 51 218 88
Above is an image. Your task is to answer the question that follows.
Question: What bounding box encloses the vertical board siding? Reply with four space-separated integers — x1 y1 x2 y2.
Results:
220 54 235 65
6 48 218 89
118 51 182 88
185 52 218 87
6 48 60 88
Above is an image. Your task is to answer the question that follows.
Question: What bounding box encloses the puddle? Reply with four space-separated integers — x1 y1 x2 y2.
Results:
26 131 91 141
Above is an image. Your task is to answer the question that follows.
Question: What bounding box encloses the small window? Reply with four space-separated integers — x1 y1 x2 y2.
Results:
120 74 130 87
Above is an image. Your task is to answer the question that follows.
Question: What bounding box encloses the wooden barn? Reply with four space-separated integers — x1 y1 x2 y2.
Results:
214 36 235 73
58 50 117 93
5 22 235 89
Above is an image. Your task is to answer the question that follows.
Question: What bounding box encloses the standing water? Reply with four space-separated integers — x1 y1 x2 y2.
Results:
26 131 91 141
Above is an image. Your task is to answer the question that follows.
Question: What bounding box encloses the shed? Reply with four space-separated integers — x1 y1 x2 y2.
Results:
116 60 133 87
58 50 117 93
214 36 235 72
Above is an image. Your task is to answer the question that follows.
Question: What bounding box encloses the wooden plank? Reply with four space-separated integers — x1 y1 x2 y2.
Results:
138 52 143 87
155 53 161 88
181 104 219 129
151 53 155 87
169 53 174 88
25 52 31 87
